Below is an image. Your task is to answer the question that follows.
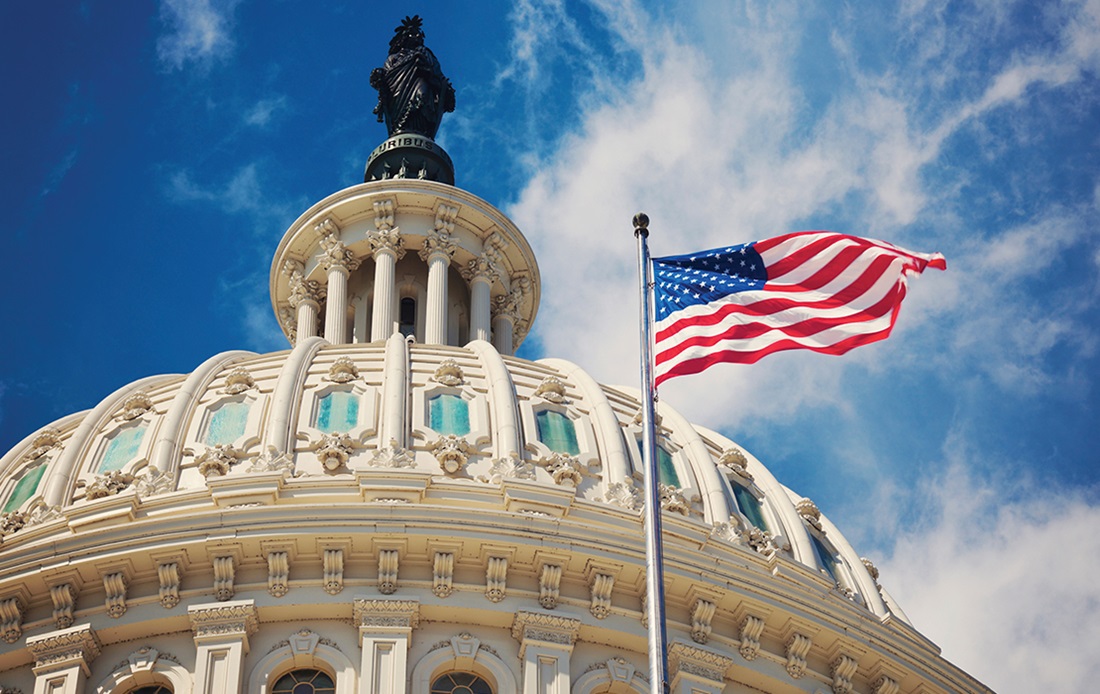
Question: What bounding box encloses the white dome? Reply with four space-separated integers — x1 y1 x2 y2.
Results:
0 336 989 693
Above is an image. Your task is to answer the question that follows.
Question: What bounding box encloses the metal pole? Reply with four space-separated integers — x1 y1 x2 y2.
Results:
634 212 670 694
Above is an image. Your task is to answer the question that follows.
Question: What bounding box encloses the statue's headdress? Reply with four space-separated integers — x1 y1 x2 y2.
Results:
389 15 425 53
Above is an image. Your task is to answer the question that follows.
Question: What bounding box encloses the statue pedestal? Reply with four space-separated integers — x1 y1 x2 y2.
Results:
364 134 455 185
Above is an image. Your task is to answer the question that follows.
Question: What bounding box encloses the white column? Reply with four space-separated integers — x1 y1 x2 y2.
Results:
354 598 419 694
319 236 360 345
419 233 455 345
371 247 398 341
26 624 100 694
284 258 325 345
420 204 459 345
368 200 405 342
491 276 528 355
324 264 351 343
188 599 259 694
463 252 497 344
511 611 580 694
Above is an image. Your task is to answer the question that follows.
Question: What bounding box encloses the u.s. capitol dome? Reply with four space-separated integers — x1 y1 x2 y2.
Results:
0 17 989 694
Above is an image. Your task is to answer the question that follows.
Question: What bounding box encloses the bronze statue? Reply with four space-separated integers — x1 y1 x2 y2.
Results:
370 16 455 139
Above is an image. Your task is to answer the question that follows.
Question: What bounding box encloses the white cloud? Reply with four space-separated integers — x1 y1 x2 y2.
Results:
244 96 288 128
156 0 240 71
880 461 1100 692
504 2 1100 689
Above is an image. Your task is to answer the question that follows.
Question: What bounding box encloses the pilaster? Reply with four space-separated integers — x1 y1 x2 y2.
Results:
511 611 581 694
188 599 259 694
667 641 733 694
26 624 101 694
354 598 420 694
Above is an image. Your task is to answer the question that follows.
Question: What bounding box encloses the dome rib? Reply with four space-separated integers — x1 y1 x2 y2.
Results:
655 401 732 525
538 358 632 492
467 339 521 460
44 373 178 507
263 336 327 455
150 350 256 482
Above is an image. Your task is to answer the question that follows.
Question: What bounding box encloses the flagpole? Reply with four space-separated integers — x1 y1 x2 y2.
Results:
634 212 670 694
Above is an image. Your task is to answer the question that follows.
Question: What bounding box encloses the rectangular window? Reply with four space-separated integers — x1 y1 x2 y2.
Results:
536 410 580 455
3 464 47 513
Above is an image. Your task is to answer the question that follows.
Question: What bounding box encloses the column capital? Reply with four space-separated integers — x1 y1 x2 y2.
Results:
318 236 362 274
26 623 101 675
462 253 500 284
668 641 734 689
418 228 456 264
510 610 581 653
491 275 531 322
353 598 420 632
188 599 259 642
288 276 325 309
368 227 406 261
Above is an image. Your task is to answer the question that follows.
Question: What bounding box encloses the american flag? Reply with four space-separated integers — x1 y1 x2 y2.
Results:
652 231 946 386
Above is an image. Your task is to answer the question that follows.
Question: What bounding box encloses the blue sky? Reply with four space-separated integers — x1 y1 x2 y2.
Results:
2 1 1099 690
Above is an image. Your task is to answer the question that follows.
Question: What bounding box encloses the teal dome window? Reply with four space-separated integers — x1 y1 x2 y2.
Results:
99 423 147 473
315 390 359 433
429 393 470 436
2 463 47 513
204 401 250 445
536 410 580 455
731 484 768 532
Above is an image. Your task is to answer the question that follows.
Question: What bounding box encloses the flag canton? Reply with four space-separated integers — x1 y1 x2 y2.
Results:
652 242 767 321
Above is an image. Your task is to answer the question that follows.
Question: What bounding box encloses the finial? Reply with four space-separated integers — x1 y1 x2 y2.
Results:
633 213 649 230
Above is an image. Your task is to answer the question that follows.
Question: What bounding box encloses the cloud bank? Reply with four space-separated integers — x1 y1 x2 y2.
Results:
496 1 1100 690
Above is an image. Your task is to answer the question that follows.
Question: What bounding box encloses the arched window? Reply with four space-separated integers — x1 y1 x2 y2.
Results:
204 400 250 445
429 393 470 436
272 668 336 694
3 463 47 513
99 423 147 473
315 390 359 433
431 672 493 694
536 410 579 455
126 686 172 694
399 297 417 337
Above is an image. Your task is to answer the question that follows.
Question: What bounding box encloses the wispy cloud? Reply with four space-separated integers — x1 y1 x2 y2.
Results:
244 96 288 128
165 163 300 350
39 149 78 198
156 0 241 71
